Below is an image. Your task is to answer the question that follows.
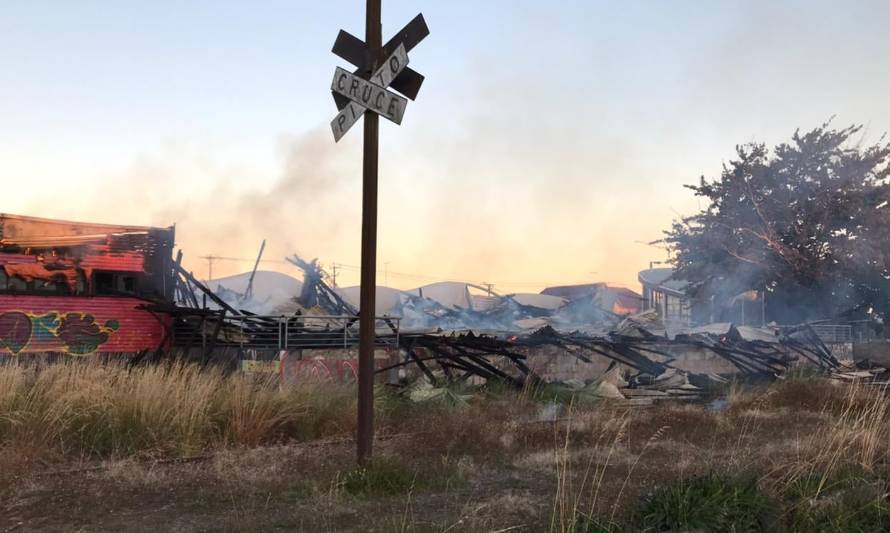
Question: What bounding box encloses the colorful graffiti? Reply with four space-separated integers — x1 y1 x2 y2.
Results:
0 311 119 355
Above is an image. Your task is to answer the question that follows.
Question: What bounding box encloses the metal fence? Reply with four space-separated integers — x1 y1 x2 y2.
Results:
811 324 853 344
173 314 400 351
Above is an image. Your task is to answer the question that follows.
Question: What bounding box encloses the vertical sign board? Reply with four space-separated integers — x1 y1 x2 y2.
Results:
329 6 428 463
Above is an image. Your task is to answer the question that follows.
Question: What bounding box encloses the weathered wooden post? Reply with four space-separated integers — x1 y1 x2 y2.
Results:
328 4 429 462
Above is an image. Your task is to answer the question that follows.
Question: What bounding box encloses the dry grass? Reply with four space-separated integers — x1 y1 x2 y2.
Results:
0 359 357 461
3 361 890 531
542 374 890 531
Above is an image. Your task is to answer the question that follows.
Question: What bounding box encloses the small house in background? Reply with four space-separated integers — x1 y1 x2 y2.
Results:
541 283 643 316
638 267 693 326
0 213 176 356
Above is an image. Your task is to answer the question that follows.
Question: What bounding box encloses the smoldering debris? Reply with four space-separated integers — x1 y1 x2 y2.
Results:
277 253 630 333
384 320 843 404
165 250 874 400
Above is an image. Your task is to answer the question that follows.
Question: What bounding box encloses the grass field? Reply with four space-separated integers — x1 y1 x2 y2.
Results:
1 360 889 532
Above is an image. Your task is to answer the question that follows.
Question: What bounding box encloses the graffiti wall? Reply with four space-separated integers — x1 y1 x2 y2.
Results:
0 295 169 355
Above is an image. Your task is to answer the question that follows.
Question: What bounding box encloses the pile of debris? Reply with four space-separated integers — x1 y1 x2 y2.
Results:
385 317 842 404
203 254 630 333
830 359 890 386
163 251 855 401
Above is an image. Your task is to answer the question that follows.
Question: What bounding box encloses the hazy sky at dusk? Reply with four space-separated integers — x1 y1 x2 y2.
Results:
3 1 889 291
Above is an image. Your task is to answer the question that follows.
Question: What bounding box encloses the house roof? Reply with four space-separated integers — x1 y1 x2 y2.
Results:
407 282 473 310
0 213 172 248
540 283 603 299
638 267 690 295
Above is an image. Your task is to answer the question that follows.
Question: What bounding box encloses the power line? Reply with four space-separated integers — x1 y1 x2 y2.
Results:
331 263 633 290
197 254 639 291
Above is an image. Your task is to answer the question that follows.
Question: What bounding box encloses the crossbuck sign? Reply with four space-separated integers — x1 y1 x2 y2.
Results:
329 14 429 141
330 44 409 140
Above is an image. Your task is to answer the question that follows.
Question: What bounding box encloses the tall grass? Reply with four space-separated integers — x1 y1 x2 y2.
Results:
549 404 633 533
0 359 356 459
764 379 890 526
544 376 890 531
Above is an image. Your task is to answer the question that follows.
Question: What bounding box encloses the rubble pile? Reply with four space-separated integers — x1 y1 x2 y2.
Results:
169 252 865 400
830 359 890 385
385 318 843 403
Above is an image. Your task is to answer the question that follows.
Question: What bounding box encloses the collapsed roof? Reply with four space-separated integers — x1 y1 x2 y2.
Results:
253 255 644 333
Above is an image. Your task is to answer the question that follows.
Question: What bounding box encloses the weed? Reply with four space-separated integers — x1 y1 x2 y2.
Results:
784 473 890 532
633 473 776 532
338 457 418 497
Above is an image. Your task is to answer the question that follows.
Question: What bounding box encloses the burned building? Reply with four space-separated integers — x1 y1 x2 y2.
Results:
541 283 642 316
639 267 773 328
0 213 175 355
638 267 693 326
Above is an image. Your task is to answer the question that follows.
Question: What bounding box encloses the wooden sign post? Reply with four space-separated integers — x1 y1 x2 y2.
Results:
330 3 428 462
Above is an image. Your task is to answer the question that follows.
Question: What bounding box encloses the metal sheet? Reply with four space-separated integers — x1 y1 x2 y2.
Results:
332 29 368 70
330 67 407 125
0 295 169 355
389 68 425 101
80 246 145 272
382 13 429 57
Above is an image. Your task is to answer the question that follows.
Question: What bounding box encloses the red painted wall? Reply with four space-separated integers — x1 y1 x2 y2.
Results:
0 295 169 355
78 245 145 272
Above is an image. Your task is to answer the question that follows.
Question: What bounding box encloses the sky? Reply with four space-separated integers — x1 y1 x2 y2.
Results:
2 1 890 292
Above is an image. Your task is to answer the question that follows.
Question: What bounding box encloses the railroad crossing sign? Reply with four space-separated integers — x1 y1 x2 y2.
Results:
330 44 409 140
329 14 429 141
329 4 429 463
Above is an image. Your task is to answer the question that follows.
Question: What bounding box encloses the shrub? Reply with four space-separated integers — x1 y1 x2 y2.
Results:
634 474 776 532
782 468 890 532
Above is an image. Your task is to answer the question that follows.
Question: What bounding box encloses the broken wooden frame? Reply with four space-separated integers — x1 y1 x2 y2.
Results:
377 323 840 390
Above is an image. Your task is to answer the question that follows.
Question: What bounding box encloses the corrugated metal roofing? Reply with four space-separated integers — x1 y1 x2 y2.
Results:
0 295 169 355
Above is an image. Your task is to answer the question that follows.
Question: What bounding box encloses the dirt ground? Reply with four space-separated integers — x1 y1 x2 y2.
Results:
0 382 859 533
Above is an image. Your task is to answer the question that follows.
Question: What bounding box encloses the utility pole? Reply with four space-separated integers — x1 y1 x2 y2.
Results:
200 255 218 281
384 261 392 286
328 2 428 464
356 0 382 463
331 263 339 289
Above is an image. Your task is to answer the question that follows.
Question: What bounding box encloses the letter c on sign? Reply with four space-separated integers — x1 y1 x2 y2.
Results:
337 73 347 91
375 92 385 109
387 98 400 119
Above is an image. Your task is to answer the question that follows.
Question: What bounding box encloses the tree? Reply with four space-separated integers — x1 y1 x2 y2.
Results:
662 122 890 324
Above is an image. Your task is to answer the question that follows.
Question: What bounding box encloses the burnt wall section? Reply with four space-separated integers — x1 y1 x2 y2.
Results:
0 213 175 302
